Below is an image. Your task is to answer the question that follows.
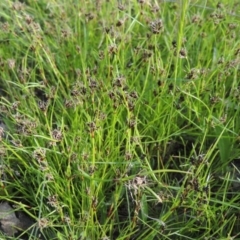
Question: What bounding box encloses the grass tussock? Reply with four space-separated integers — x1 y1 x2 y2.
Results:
0 0 240 239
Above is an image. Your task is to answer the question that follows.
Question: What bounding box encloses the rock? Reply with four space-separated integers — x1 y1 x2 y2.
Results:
0 201 34 238
0 201 20 236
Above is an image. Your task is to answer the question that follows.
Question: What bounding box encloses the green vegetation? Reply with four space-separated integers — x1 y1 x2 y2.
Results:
0 0 240 239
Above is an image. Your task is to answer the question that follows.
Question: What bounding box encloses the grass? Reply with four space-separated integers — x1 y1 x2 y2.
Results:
0 0 240 239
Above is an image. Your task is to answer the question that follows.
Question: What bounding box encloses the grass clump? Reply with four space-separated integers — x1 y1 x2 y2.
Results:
0 0 240 239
